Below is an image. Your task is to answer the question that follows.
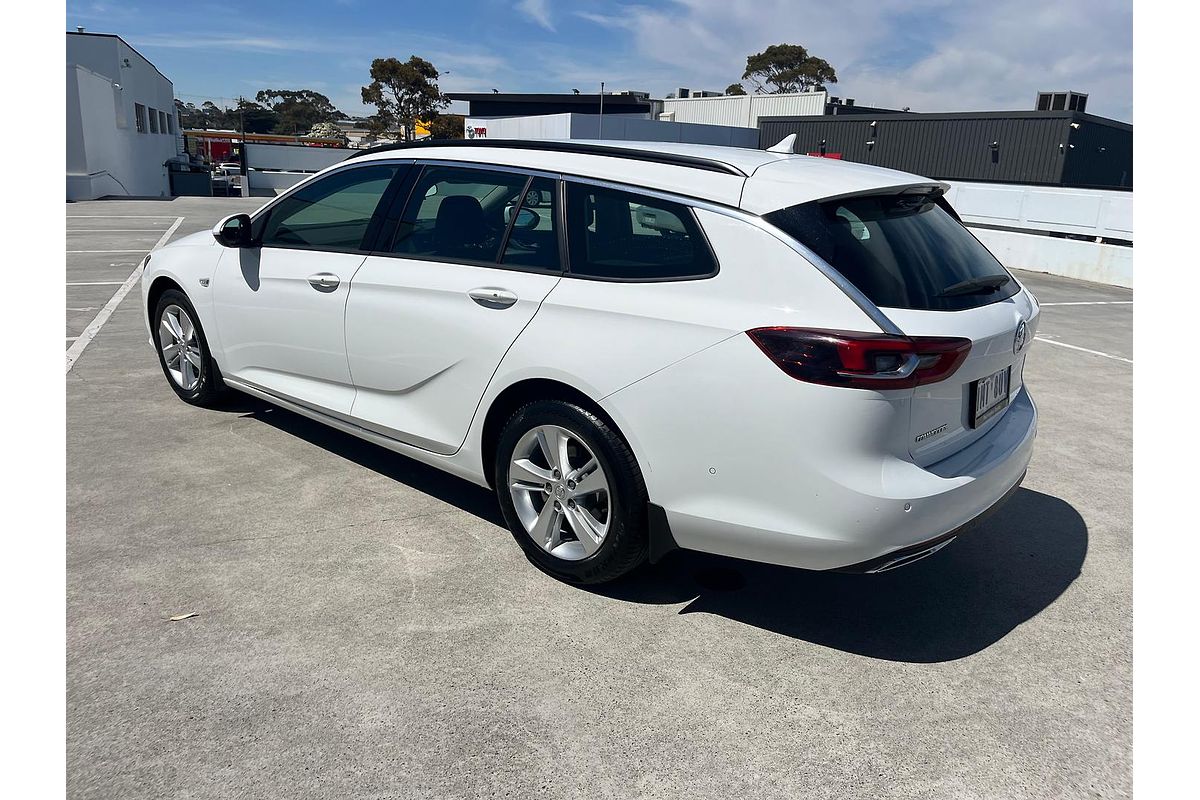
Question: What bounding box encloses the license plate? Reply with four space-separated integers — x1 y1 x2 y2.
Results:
970 366 1011 428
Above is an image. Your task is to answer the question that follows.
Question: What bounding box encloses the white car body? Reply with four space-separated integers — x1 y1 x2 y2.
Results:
141 140 1038 574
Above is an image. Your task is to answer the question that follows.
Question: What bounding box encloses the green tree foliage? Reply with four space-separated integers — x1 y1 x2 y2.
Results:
255 89 342 135
724 83 747 96
427 114 465 140
742 44 838 94
307 121 349 144
361 56 449 142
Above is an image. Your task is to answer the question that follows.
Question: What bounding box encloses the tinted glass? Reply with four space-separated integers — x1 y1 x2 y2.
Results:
500 176 560 271
765 193 1019 312
565 183 716 280
392 166 528 263
261 165 398 251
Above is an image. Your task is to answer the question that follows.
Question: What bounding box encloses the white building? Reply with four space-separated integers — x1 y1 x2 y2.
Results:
660 90 828 128
463 113 758 148
66 31 179 200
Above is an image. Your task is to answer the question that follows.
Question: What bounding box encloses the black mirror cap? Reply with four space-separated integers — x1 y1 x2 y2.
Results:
214 214 253 247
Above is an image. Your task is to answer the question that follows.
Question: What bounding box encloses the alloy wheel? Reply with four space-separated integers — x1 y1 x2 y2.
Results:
159 304 202 392
508 424 612 561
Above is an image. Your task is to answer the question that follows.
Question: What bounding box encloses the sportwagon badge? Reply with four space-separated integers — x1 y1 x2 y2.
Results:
1013 319 1029 354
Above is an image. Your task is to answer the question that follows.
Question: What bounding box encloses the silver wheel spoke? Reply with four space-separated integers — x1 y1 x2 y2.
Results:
563 505 603 555
511 458 552 487
184 346 202 369
159 318 177 347
161 341 180 362
530 499 563 550
571 463 608 499
535 427 561 473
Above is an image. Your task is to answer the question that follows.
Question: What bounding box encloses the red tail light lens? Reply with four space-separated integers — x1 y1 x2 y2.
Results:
747 327 972 390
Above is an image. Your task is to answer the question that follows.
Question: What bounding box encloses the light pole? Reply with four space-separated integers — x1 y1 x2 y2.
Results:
598 81 604 140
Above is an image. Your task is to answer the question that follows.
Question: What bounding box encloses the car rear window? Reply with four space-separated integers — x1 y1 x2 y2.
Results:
764 193 1019 311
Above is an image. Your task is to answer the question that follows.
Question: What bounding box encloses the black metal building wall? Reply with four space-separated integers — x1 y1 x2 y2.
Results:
758 112 1131 189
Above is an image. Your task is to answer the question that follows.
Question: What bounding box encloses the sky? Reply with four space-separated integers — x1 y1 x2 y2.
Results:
65 0 1133 122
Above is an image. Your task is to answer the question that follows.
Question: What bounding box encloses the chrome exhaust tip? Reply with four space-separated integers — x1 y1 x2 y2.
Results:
866 536 956 573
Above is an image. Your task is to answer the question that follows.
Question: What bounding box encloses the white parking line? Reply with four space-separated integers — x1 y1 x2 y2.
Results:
66 229 171 233
67 281 125 286
67 249 159 253
66 216 184 374
1039 301 1133 306
1034 336 1133 364
65 215 178 218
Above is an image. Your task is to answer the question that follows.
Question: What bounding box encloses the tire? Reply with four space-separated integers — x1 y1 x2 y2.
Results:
152 289 228 407
494 400 648 584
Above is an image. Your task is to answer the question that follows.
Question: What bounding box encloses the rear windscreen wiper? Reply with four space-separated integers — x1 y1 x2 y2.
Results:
938 274 1011 297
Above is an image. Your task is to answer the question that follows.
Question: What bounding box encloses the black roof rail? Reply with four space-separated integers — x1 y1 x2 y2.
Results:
342 139 748 177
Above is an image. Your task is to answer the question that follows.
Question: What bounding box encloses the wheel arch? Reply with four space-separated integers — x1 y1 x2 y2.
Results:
147 275 185 321
479 377 637 491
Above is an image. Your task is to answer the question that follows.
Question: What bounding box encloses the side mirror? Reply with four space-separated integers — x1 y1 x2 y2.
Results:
212 213 253 248
504 206 540 229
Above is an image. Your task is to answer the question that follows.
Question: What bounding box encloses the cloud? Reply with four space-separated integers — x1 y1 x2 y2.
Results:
575 0 1132 121
516 0 555 32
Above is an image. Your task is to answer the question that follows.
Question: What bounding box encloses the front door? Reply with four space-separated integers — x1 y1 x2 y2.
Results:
211 162 407 415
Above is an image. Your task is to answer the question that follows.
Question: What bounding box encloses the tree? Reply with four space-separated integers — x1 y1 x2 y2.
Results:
232 98 279 134
361 56 449 142
255 89 341 135
426 114 465 140
724 83 747 96
742 44 837 94
307 121 349 144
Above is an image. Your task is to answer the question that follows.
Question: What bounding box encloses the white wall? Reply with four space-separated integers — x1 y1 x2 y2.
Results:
661 91 827 128
973 229 1132 288
244 143 350 172
66 34 178 200
945 181 1133 287
946 181 1132 241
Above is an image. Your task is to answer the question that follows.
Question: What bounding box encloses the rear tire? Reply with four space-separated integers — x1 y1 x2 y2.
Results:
152 289 228 407
494 400 648 584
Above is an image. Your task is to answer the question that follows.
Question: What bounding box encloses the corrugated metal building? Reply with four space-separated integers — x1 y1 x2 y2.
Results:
661 91 828 127
758 110 1132 189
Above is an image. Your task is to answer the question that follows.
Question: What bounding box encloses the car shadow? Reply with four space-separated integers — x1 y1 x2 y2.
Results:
591 487 1087 663
229 398 1086 663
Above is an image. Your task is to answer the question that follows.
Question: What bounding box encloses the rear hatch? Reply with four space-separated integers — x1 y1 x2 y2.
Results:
763 188 1039 467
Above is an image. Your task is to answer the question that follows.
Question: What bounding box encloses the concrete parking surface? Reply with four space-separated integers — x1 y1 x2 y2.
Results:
66 197 1131 799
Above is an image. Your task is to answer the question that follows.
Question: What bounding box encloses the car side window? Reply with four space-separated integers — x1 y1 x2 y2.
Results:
564 182 717 281
500 176 560 271
392 166 529 263
260 164 400 251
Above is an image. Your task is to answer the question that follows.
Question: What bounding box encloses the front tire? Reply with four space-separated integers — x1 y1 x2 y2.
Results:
494 400 648 584
152 289 227 407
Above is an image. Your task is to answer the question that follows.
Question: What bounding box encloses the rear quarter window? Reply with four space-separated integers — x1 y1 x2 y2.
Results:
765 193 1019 311
564 183 717 281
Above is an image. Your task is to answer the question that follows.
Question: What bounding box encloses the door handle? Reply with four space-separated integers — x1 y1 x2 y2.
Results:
468 287 518 309
307 273 340 292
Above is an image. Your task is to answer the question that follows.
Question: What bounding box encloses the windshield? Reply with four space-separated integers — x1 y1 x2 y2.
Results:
764 193 1019 312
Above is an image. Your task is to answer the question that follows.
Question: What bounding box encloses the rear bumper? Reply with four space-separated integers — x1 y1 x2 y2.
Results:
602 334 1038 572
835 467 1026 573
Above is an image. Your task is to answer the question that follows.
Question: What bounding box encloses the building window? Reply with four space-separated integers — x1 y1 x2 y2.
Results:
159 110 167 134
167 114 175 135
148 107 159 133
135 103 147 133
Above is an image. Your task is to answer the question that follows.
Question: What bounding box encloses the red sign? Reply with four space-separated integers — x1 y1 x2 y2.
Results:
805 152 843 159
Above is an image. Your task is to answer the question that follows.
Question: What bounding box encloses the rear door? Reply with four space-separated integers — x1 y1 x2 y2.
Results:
212 161 408 415
344 164 562 454
764 190 1039 466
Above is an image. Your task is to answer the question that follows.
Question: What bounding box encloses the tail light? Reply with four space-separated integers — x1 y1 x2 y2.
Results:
747 327 972 390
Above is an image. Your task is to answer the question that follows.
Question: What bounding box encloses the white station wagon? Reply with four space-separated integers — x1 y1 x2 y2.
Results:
141 140 1038 584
